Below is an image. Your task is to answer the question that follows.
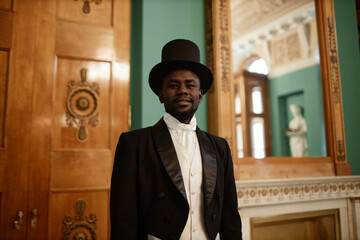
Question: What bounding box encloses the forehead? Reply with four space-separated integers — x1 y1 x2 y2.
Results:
163 69 200 83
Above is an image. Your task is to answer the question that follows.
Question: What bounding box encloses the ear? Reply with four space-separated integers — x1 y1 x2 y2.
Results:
158 89 164 103
198 89 203 103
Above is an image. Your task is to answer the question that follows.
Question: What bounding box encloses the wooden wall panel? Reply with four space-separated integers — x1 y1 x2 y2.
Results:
0 50 8 149
53 58 111 149
0 10 13 48
56 0 112 26
0 0 129 238
0 1 12 11
49 191 109 240
56 21 114 61
0 0 36 237
50 150 112 190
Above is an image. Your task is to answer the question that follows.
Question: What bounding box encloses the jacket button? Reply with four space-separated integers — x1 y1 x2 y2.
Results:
212 214 216 221
158 192 167 200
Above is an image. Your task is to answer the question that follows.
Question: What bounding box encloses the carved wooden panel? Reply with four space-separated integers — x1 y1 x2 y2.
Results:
0 50 8 149
49 192 108 240
0 0 129 238
56 0 112 26
53 58 111 149
205 0 236 153
62 199 97 240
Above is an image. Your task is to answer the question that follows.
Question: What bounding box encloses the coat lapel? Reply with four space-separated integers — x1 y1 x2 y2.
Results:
196 128 217 206
152 118 187 201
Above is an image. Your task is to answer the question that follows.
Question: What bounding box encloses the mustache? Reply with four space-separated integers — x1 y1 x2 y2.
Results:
173 97 193 103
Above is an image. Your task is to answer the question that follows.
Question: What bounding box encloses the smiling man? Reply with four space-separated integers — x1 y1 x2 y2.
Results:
110 39 242 240
160 69 202 124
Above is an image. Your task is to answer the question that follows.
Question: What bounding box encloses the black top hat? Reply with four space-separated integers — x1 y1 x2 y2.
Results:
149 39 213 95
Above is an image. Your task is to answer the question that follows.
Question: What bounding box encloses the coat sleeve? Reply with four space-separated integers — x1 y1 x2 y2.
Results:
110 133 139 239
219 139 242 239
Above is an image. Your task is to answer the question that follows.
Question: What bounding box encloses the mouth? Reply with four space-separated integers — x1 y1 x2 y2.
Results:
174 98 193 103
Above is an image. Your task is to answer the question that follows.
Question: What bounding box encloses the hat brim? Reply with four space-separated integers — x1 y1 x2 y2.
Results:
149 60 213 95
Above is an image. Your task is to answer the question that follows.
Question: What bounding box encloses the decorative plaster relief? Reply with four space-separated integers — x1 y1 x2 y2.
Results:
237 176 360 207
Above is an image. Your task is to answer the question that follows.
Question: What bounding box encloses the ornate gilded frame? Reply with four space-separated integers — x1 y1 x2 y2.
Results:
205 0 350 179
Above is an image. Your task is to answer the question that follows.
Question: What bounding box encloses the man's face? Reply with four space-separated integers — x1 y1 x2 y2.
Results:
159 69 203 124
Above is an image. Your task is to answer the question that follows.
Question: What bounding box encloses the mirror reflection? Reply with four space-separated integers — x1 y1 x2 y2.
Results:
230 0 327 158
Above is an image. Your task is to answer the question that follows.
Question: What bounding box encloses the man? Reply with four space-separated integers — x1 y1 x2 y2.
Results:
110 39 242 240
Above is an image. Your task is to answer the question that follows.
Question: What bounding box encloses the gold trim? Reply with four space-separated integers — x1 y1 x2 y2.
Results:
327 17 341 103
219 0 231 92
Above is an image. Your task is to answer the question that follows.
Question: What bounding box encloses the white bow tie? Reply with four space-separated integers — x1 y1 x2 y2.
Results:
163 113 196 147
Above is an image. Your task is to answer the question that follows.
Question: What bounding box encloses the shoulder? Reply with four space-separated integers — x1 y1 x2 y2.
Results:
197 128 230 150
118 127 152 143
121 127 152 137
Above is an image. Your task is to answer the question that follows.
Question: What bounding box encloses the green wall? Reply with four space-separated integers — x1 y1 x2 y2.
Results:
130 0 208 130
334 0 360 175
269 65 326 157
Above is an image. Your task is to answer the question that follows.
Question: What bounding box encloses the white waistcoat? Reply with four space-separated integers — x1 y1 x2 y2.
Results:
163 113 209 240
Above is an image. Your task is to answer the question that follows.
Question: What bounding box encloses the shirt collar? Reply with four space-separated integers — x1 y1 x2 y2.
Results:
163 113 197 131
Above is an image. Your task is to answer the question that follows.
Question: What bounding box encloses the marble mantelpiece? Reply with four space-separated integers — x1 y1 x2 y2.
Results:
236 176 360 239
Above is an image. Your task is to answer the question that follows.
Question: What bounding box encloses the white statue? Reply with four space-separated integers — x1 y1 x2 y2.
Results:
285 104 308 157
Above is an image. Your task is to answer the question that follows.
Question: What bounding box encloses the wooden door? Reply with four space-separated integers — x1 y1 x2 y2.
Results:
242 71 272 157
0 1 34 239
0 0 130 239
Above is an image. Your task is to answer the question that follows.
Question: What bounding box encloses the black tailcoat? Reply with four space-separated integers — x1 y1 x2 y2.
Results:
110 118 242 240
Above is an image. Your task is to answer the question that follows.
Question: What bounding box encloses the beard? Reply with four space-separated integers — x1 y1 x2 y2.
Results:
165 104 198 123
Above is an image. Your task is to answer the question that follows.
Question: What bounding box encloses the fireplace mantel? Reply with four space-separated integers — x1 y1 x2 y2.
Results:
236 176 360 239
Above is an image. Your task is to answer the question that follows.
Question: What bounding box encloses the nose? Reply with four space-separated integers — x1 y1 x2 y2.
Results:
177 83 188 95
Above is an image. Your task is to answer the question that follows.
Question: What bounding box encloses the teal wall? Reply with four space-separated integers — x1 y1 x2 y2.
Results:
130 0 208 130
130 0 360 175
334 0 360 175
269 65 326 157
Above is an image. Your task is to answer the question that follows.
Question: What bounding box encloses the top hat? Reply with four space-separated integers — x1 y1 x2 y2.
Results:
149 39 213 95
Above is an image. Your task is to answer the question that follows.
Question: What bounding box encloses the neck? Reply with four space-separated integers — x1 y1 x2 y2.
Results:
167 112 194 124
179 118 191 124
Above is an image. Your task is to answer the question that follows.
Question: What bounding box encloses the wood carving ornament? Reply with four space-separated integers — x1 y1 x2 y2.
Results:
66 68 100 142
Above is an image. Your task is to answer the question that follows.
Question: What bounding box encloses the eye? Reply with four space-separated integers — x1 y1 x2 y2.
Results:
168 83 178 88
187 84 196 88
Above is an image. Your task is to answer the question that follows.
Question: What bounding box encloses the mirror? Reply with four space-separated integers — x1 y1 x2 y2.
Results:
205 0 350 179
230 0 326 158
